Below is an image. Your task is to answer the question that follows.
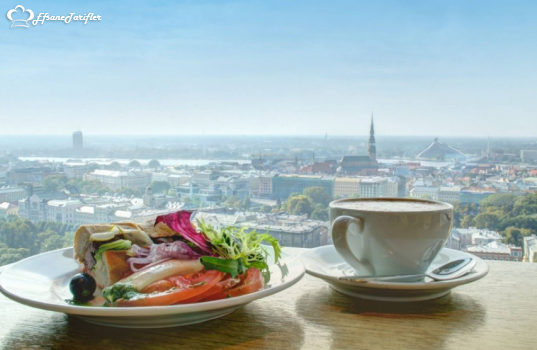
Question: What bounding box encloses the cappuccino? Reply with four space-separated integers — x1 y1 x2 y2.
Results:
333 199 448 212
330 198 453 276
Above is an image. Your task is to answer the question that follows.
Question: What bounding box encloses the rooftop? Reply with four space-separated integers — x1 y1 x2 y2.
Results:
47 199 83 207
466 241 512 254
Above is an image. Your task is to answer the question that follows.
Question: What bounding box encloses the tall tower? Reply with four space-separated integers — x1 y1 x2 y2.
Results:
367 114 376 161
73 131 83 150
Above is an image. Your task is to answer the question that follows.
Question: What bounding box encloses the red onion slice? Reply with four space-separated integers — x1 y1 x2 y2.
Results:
127 241 201 272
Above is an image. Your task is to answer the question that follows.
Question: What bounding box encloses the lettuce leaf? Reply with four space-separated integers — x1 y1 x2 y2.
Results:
94 239 132 262
196 219 282 282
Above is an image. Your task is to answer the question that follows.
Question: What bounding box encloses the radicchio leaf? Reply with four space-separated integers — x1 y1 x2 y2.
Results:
155 211 214 255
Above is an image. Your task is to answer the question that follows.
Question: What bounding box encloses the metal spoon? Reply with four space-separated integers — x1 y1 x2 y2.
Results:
338 257 477 283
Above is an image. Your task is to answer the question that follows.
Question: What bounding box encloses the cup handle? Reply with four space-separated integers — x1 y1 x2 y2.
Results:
332 215 367 271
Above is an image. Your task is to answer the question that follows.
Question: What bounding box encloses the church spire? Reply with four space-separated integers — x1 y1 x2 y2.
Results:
368 113 376 161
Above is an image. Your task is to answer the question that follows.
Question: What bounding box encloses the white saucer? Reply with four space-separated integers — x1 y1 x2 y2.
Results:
300 245 488 302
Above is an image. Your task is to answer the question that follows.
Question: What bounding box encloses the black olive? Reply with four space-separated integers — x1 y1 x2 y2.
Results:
69 273 96 301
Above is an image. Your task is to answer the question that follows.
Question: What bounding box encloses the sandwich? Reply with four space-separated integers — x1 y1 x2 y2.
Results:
70 211 282 307
73 218 200 289
73 222 154 289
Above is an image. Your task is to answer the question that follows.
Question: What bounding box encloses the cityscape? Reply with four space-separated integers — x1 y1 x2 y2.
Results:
2 0 537 348
1 120 536 266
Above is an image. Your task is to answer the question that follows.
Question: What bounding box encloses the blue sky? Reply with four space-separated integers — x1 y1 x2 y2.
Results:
1 0 536 136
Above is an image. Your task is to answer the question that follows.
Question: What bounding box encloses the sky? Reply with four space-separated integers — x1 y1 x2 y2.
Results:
1 0 536 137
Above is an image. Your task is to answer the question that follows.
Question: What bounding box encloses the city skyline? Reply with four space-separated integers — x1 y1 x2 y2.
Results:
1 1 537 137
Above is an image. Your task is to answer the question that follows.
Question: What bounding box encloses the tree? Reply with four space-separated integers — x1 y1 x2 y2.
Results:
480 193 518 212
42 175 68 192
474 213 500 230
241 196 251 210
150 181 171 194
67 179 110 194
0 218 76 265
287 192 301 200
461 215 475 228
116 187 142 197
513 193 537 216
503 227 532 247
260 205 272 213
303 186 331 207
40 234 65 253
0 242 30 266
286 195 314 216
499 215 537 232
224 195 241 208
311 208 329 221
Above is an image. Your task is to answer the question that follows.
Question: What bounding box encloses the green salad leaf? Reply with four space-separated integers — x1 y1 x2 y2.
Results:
200 256 245 277
196 219 282 282
94 239 132 262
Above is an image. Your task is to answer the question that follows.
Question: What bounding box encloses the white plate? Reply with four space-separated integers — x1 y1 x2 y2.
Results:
300 245 488 302
0 246 304 328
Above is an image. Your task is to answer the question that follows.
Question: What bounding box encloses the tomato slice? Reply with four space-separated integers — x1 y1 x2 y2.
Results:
115 270 224 307
178 275 241 304
202 268 264 302
141 280 174 294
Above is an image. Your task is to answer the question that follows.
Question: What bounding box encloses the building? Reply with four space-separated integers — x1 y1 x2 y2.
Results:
18 192 69 222
460 188 497 204
466 241 523 262
451 228 502 249
523 235 537 262
333 178 361 198
6 167 57 185
521 150 537 162
410 186 439 201
337 116 379 175
359 177 388 198
151 172 170 182
247 175 260 197
87 170 151 190
471 230 502 246
191 171 219 187
272 174 334 200
216 175 250 200
0 186 27 203
46 199 84 224
385 178 400 197
73 131 83 149
258 174 275 197
239 216 324 248
0 202 18 218
311 160 338 175
168 174 190 187
438 186 462 203
417 138 465 160
63 162 91 179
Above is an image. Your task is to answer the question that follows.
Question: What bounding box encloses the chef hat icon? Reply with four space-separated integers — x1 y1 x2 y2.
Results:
6 5 34 28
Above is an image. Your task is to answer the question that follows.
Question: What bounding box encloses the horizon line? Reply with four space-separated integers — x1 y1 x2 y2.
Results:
0 134 535 139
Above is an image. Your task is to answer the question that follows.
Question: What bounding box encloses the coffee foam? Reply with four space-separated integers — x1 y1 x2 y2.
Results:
334 200 449 212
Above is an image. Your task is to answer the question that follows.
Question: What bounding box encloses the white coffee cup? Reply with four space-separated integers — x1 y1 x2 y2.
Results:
330 198 453 277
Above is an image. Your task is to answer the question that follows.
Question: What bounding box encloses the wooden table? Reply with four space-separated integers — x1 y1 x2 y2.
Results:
1 256 536 350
